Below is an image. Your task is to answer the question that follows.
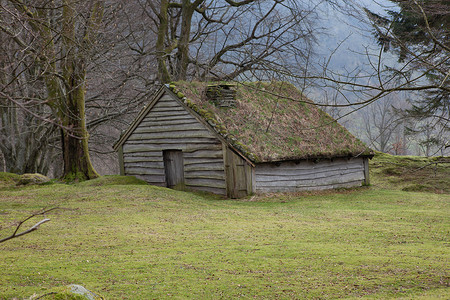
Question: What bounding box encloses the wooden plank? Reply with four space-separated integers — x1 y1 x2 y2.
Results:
125 138 219 145
184 170 225 178
245 163 253 195
144 111 191 118
185 174 225 180
257 169 364 183
256 173 364 186
133 125 208 138
184 158 224 166
255 172 364 188
118 145 125 176
124 139 220 147
186 185 227 196
125 167 164 175
122 144 222 154
152 105 182 111
130 128 211 141
151 101 180 108
123 152 161 158
126 137 219 144
257 180 362 191
124 156 162 163
125 161 164 168
150 106 186 112
128 131 216 140
134 174 166 184
185 178 226 189
184 163 225 172
139 119 200 127
363 157 370 185
256 177 363 188
256 180 363 193
159 94 178 101
255 162 360 174
143 115 194 122
255 167 364 182
255 159 363 176
133 124 208 133
123 145 161 153
257 158 362 169
182 148 223 155
152 101 184 107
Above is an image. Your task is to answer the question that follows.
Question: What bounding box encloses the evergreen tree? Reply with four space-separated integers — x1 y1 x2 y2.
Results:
366 0 449 153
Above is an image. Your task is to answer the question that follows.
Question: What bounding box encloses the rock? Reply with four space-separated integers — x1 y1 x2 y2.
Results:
17 173 51 185
68 284 103 300
29 284 104 299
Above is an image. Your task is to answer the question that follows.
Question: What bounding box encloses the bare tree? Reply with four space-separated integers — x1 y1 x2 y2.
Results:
0 0 106 180
363 97 399 153
2 0 447 178
138 0 318 83
0 1 60 174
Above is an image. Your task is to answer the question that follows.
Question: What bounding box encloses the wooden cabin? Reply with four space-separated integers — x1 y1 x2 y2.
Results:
113 81 373 198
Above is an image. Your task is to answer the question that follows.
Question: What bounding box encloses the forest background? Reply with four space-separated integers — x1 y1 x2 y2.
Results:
0 0 448 179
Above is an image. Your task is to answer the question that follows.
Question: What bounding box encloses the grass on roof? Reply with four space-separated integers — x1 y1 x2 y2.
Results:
172 81 371 162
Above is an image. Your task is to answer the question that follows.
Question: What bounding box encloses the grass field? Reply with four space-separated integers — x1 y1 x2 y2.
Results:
0 153 448 299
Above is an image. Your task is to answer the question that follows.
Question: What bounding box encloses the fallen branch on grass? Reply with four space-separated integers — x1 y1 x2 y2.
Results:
0 207 59 244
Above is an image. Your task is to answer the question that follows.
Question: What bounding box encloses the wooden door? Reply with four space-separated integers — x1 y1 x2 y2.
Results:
163 150 185 190
225 149 250 198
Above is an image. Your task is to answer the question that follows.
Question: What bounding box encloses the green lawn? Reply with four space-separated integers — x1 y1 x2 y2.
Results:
0 176 448 299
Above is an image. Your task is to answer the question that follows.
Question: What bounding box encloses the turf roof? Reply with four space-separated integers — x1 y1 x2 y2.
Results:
169 81 372 163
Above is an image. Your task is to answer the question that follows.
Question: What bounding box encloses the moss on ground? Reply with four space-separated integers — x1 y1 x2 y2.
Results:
0 174 148 189
18 173 51 186
0 172 21 188
76 175 148 187
370 151 450 193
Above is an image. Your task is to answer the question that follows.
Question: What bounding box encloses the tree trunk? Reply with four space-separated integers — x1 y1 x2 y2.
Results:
156 0 172 83
175 1 194 81
60 69 98 180
59 1 99 180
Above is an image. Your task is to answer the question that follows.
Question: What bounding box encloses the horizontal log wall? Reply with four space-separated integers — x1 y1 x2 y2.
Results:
255 158 365 193
122 93 226 195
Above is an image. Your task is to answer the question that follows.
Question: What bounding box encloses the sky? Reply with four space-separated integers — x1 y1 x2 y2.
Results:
314 0 399 76
307 0 406 147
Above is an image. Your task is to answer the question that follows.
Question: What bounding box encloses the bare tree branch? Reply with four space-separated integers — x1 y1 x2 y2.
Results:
0 207 58 244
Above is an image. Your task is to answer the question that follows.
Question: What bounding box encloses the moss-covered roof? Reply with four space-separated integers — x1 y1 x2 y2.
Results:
168 81 372 163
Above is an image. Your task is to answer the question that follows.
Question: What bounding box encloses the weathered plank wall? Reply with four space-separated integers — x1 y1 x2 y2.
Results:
122 93 227 195
255 158 365 193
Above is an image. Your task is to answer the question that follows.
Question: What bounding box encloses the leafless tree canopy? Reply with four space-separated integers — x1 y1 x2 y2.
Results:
139 0 319 82
0 0 448 177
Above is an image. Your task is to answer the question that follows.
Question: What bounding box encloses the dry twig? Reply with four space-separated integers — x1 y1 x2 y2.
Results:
0 207 59 244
